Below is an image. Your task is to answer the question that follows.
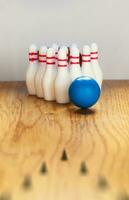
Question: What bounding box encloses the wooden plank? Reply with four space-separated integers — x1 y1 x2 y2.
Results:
0 81 129 200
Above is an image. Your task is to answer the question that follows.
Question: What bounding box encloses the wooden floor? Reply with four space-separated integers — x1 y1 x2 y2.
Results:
0 81 129 200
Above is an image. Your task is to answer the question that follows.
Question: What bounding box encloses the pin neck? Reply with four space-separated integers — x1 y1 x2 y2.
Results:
58 58 67 67
91 51 98 60
70 56 80 65
39 54 46 63
46 56 56 66
29 52 38 62
82 54 91 63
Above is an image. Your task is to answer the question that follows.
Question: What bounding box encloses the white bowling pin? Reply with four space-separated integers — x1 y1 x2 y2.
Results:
69 44 77 63
60 45 69 64
70 47 82 81
91 43 103 87
26 44 38 95
35 46 47 98
43 48 57 101
82 45 95 79
51 43 58 66
55 47 70 104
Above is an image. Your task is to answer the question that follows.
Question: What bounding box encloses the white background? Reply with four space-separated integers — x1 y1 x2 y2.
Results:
0 0 129 81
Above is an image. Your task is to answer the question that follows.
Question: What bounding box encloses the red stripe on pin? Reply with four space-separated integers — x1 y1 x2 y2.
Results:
29 58 38 61
91 57 98 60
58 58 67 61
82 54 90 57
29 52 38 56
82 60 91 62
39 60 46 63
70 62 80 64
39 54 46 57
47 62 55 65
91 51 98 55
47 56 55 59
70 56 79 59
58 64 67 67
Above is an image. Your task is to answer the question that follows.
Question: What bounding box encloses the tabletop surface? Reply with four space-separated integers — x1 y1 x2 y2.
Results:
0 81 129 200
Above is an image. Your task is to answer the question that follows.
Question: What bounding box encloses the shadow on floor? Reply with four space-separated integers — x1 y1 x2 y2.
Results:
70 107 96 115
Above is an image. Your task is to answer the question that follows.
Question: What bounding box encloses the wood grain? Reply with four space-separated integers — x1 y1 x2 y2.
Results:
0 81 129 200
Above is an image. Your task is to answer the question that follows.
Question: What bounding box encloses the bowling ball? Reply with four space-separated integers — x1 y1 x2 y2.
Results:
69 76 101 108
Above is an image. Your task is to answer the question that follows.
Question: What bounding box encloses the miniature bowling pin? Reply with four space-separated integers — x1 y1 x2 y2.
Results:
43 48 57 101
60 46 69 63
26 44 38 95
91 43 103 87
69 44 77 63
55 47 71 104
70 47 82 81
82 45 95 79
35 46 47 98
51 43 58 66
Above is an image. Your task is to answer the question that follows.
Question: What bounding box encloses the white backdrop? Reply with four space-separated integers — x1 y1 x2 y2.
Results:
0 0 129 81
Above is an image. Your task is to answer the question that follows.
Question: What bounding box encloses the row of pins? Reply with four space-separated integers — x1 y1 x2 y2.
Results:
26 43 103 108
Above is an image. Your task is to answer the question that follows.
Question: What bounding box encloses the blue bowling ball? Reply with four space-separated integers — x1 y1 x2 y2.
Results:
69 76 101 108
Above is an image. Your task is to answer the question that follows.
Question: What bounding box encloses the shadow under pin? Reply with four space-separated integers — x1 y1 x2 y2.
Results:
22 175 32 190
40 162 47 174
98 176 109 190
0 193 11 200
117 192 129 200
61 149 68 161
80 162 88 175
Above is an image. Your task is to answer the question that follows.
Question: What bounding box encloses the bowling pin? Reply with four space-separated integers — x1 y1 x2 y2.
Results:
35 46 47 98
82 45 95 79
43 48 57 101
70 47 82 81
91 43 103 87
60 46 69 63
26 44 38 95
51 43 58 66
69 44 77 63
55 47 70 104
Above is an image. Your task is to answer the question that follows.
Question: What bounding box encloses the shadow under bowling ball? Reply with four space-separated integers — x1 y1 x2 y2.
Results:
69 76 101 109
75 108 96 115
